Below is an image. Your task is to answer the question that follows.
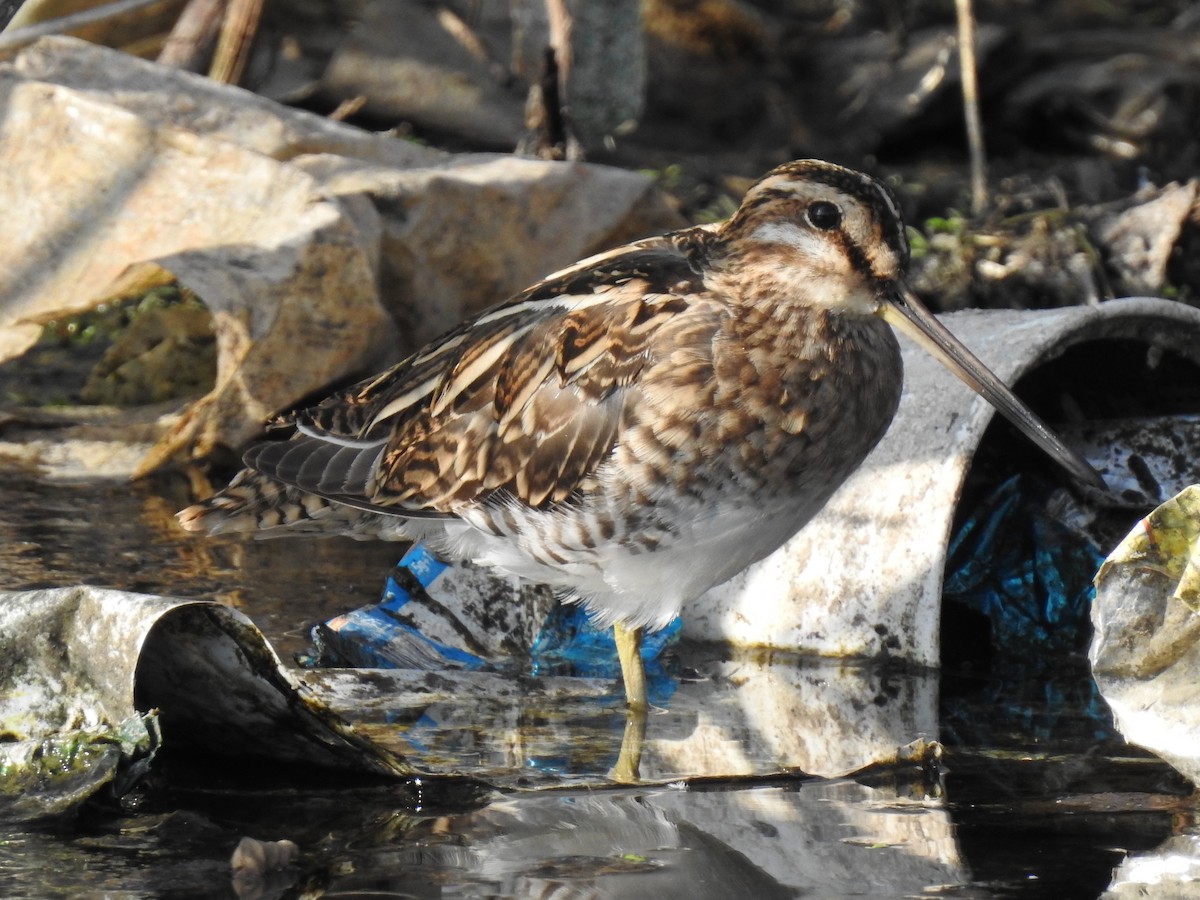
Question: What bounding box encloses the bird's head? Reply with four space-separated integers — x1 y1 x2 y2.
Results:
717 159 909 316
717 159 1107 493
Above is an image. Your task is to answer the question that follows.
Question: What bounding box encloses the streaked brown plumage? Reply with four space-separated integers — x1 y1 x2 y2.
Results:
180 159 1103 716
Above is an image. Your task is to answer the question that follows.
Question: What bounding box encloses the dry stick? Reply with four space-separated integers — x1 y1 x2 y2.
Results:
436 6 490 65
543 0 583 159
0 0 169 51
208 0 263 85
329 95 367 122
954 0 988 214
545 0 571 88
158 0 225 71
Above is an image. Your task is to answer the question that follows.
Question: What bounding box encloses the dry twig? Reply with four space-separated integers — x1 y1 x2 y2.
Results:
954 0 988 213
207 0 261 85
157 0 223 71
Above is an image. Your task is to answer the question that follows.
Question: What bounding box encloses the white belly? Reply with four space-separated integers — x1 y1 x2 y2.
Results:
421 488 836 632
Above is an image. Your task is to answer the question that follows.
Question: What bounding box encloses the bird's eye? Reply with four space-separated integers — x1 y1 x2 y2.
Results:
806 201 842 231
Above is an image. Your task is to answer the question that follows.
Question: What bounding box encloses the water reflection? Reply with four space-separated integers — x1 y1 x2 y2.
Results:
0 462 939 784
0 773 965 898
0 464 400 661
347 781 964 898
0 450 1192 898
299 650 937 784
1104 833 1200 897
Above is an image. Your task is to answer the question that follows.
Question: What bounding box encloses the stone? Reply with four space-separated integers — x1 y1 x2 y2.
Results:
0 36 684 467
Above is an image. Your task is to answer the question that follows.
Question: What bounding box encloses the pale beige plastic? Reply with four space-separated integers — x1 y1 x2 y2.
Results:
687 297 1200 664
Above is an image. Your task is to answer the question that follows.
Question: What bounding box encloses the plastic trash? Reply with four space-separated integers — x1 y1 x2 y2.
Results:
944 474 1106 658
310 543 681 705
311 545 489 671
1091 485 1200 785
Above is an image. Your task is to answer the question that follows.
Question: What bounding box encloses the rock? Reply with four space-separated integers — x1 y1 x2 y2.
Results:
302 153 685 347
0 37 407 462
230 836 300 877
3 34 445 167
0 36 685 467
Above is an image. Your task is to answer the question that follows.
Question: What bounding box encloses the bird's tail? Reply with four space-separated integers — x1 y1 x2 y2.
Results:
177 468 385 538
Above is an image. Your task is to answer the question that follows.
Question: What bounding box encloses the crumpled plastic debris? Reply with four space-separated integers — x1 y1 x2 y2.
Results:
1090 485 1200 785
311 546 486 671
309 543 680 705
0 585 411 824
0 714 158 824
944 474 1107 658
531 605 680 683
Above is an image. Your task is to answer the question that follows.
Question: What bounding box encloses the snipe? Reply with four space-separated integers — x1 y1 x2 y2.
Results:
180 159 1104 727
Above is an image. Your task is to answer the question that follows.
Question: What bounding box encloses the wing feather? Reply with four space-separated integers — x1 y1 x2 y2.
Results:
248 230 713 516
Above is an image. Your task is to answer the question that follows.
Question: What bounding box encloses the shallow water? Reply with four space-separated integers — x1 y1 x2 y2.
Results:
0 463 1194 899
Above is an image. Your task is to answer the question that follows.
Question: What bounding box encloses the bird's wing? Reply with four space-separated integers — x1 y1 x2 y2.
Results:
247 231 713 516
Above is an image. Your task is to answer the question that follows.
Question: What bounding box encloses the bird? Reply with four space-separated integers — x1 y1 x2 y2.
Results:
178 159 1104 719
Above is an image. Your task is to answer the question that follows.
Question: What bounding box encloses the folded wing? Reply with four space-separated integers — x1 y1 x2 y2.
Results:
249 235 709 519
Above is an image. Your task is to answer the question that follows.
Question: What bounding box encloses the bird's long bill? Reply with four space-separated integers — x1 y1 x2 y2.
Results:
881 288 1107 492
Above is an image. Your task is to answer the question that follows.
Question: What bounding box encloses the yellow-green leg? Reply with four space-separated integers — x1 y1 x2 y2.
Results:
613 622 647 713
611 622 648 783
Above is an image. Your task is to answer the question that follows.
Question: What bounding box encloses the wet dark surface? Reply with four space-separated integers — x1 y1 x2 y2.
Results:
0 463 1196 899
0 464 400 662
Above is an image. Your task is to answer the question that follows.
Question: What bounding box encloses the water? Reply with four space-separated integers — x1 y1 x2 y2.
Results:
0 461 1192 899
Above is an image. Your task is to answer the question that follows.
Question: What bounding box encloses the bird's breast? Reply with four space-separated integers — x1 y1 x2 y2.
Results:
619 308 904 504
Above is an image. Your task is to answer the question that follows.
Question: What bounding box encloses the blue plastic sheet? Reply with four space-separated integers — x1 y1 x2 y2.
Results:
310 543 680 704
944 475 1106 657
311 544 488 670
531 604 680 705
